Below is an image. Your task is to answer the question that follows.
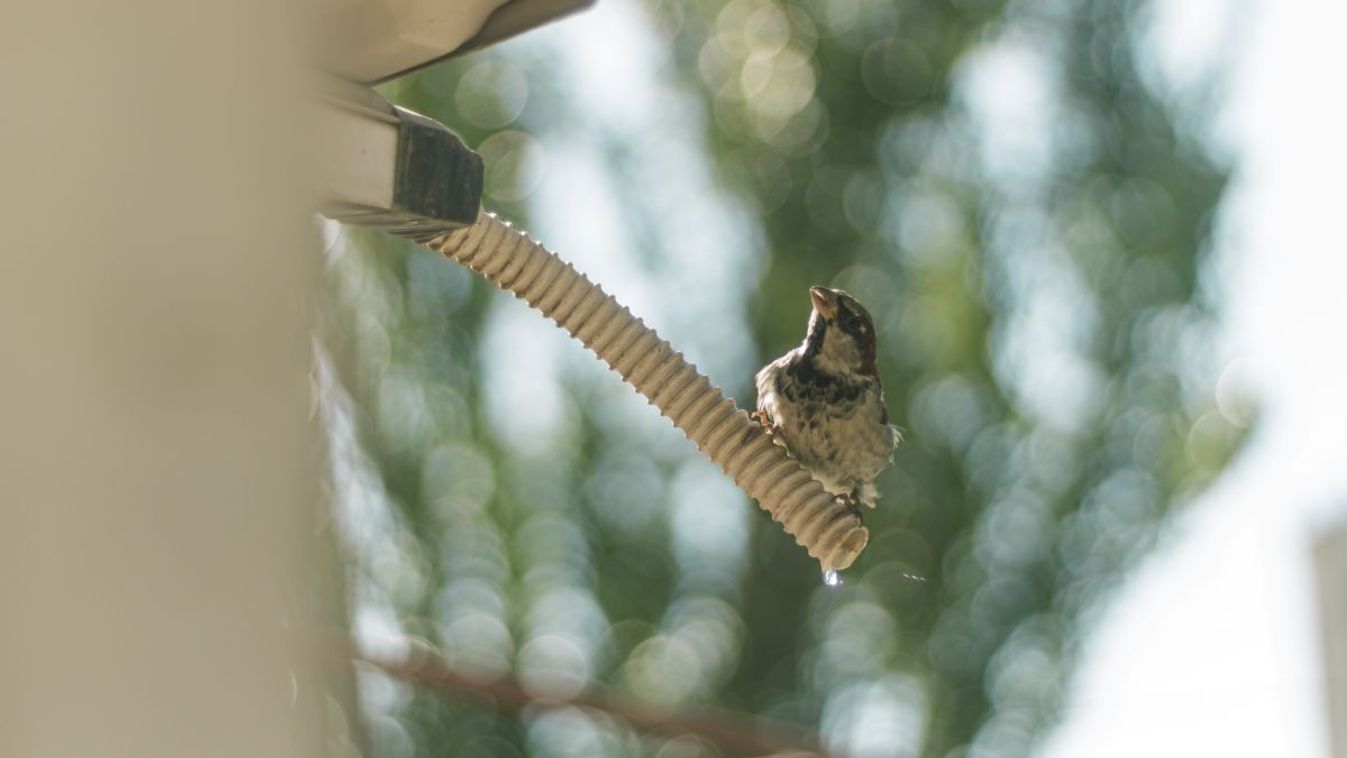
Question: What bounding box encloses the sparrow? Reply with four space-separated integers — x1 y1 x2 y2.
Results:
753 286 898 510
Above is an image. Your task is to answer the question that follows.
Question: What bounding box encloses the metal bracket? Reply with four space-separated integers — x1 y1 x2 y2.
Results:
318 80 483 242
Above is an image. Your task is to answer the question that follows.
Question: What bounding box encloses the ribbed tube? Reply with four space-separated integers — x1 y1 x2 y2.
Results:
429 210 868 572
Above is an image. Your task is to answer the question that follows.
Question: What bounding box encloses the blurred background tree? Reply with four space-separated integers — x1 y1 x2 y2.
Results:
321 0 1247 756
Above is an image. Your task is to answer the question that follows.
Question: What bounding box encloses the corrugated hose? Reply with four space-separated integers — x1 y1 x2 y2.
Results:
429 210 868 572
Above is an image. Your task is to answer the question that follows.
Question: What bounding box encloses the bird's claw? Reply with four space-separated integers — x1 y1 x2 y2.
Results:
833 493 863 519
750 410 785 439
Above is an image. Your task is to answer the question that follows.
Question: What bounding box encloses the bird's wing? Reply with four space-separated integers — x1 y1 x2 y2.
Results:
876 386 901 448
753 366 771 412
754 354 788 414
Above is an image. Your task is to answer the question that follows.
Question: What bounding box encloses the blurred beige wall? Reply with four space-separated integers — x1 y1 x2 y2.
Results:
0 2 328 756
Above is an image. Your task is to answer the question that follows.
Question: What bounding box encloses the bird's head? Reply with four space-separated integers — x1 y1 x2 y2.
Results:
804 286 878 376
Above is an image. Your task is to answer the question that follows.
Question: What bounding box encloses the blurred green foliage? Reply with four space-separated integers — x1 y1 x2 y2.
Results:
324 0 1248 756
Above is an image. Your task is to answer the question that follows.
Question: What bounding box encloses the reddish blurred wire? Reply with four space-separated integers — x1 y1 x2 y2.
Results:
345 643 833 757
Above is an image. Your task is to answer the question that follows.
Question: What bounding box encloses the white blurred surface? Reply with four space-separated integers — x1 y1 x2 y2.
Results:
1044 0 1347 755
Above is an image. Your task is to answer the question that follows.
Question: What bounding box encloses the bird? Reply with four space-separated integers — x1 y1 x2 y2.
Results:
752 286 899 511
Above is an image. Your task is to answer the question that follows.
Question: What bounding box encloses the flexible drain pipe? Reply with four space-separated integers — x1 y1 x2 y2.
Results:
429 210 869 572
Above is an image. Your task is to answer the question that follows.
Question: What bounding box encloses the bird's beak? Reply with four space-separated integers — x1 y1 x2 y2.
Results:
810 286 838 320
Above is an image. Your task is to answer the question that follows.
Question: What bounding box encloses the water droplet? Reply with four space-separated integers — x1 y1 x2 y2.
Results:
822 569 842 587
